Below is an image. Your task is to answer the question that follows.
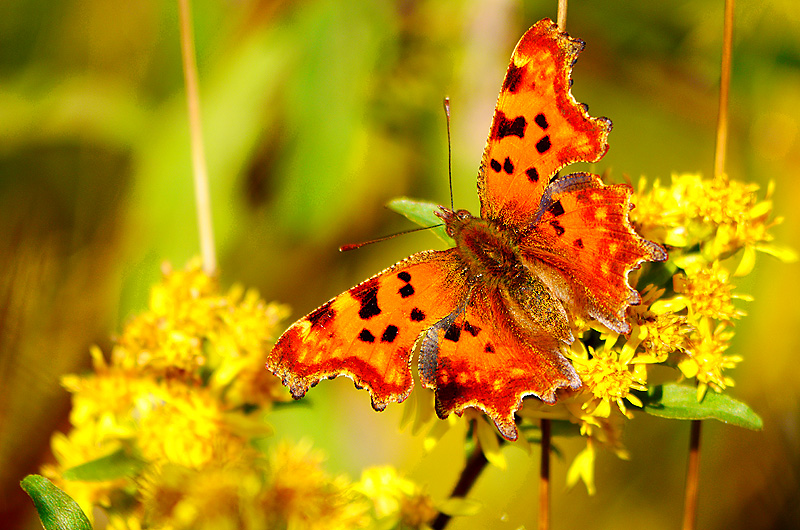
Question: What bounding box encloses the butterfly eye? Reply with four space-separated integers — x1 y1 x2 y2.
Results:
456 210 471 221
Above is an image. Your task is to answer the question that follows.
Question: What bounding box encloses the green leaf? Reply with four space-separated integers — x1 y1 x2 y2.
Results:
20 474 93 530
386 198 452 245
62 448 145 482
639 383 763 430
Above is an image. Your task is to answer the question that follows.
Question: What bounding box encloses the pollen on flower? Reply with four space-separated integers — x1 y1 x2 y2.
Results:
569 347 648 418
639 312 693 361
673 264 747 323
679 323 742 395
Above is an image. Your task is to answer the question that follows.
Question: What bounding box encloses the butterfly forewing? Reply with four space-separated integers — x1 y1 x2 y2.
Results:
478 19 611 229
267 250 466 410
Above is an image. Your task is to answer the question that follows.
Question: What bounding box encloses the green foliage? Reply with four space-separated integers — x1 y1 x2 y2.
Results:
386 197 452 245
639 383 764 430
20 475 92 530
62 448 145 482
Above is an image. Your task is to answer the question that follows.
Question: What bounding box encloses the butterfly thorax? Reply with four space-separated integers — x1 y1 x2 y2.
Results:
437 206 574 344
437 207 522 282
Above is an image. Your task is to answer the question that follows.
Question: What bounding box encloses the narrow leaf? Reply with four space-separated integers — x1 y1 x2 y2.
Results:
62 448 144 482
639 383 763 430
386 198 452 245
20 474 93 530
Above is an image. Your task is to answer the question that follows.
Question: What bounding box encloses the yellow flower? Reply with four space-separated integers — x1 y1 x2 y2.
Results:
568 342 649 418
637 312 692 362
355 466 437 529
673 264 747 323
633 173 795 271
134 383 249 469
678 322 742 397
261 441 368 530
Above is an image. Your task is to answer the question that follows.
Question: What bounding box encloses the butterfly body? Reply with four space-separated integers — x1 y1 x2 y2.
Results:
435 206 574 345
268 19 667 440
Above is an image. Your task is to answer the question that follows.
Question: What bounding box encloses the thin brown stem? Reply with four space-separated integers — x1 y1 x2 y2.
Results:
682 419 702 530
431 443 489 530
539 419 551 530
557 0 568 31
714 0 735 181
178 0 217 275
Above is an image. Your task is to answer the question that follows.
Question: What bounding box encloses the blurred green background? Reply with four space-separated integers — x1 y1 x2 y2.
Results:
1 0 799 528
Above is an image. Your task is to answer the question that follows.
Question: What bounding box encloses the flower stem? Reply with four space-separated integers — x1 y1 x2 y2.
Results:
431 442 489 530
557 0 568 32
682 419 702 530
714 0 735 181
178 0 217 275
539 418 551 530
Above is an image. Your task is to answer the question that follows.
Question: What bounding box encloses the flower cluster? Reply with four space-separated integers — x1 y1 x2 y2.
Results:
44 260 438 530
554 172 791 489
405 173 792 493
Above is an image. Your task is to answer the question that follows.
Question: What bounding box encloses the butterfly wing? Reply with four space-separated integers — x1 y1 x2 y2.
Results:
478 18 612 228
418 283 580 441
267 249 466 410
522 173 667 333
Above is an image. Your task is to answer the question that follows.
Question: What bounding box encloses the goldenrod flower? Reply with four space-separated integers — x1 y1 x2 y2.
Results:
355 466 437 529
568 342 649 418
261 441 368 530
679 322 742 398
673 263 748 323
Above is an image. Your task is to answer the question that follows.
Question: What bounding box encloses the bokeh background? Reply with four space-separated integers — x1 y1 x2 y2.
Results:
2 0 799 528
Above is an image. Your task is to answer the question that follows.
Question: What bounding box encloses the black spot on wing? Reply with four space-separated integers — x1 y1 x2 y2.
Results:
307 301 335 329
547 199 564 217
381 325 399 343
534 113 549 129
484 343 495 353
399 284 414 298
574 238 584 249
410 308 426 322
550 220 565 236
536 135 551 154
525 167 539 182
444 323 461 342
358 329 376 343
463 321 481 337
492 112 527 140
397 271 411 282
503 157 514 174
490 159 502 173
503 63 524 93
352 280 381 320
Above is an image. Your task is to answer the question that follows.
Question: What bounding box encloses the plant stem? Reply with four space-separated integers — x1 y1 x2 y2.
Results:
178 0 217 275
714 0 735 181
682 419 702 530
557 0 568 31
431 444 489 530
539 419 551 530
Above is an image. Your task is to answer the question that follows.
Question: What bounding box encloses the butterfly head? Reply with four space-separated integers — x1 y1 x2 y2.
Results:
435 206 474 239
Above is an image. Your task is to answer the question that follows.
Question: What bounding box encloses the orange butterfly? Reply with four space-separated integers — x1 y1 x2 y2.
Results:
267 19 666 441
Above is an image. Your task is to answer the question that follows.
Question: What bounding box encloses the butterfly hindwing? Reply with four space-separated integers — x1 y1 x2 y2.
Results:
478 19 612 228
418 284 580 441
267 249 466 410
522 173 667 333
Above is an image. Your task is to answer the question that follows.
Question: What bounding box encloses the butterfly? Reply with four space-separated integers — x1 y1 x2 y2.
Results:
267 19 666 441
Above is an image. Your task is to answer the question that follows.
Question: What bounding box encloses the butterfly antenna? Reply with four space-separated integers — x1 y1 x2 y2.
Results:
340 223 444 252
443 97 454 210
